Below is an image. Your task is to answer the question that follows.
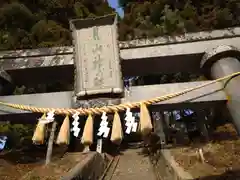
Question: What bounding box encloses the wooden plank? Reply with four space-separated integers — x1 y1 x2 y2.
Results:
0 81 226 116
121 36 240 76
3 36 240 85
1 27 240 58
0 91 74 115
122 81 226 104
0 28 239 79
70 14 124 98
0 46 72 59
125 80 226 111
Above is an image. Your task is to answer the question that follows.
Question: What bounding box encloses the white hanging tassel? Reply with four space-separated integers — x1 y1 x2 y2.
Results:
125 108 138 134
71 112 81 137
97 112 110 138
39 110 55 125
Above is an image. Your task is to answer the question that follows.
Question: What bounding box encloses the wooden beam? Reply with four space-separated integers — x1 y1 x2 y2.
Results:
1 27 239 59
0 81 226 118
121 81 227 110
45 121 57 165
0 28 239 83
4 37 240 84
121 36 240 76
0 91 74 115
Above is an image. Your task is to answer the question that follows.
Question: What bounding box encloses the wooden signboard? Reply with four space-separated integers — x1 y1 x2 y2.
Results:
70 14 124 99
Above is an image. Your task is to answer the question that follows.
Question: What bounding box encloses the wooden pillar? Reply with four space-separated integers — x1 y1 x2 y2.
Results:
152 112 166 146
45 121 57 165
195 110 209 142
201 45 240 134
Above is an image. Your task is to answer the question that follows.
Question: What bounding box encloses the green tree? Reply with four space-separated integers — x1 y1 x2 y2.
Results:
118 0 240 40
0 0 114 50
30 20 71 48
117 0 240 85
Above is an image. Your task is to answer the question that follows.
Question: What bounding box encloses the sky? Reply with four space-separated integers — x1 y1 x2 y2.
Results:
107 0 124 17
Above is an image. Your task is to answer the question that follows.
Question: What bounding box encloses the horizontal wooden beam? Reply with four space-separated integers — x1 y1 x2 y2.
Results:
127 81 225 103
1 27 240 58
0 27 240 84
0 91 74 115
2 36 240 73
121 36 240 76
0 81 227 120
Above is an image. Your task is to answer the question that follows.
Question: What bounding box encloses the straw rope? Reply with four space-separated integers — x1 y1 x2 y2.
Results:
0 72 239 116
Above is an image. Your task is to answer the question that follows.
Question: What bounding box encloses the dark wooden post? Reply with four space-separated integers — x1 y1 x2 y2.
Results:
45 121 57 165
195 110 209 142
152 112 166 146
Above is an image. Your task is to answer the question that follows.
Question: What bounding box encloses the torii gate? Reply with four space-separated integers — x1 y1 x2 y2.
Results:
0 14 240 164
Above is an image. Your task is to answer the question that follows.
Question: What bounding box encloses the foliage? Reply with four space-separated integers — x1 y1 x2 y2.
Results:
0 122 34 149
0 0 114 50
118 0 240 85
0 0 239 48
1 0 239 48
118 0 240 40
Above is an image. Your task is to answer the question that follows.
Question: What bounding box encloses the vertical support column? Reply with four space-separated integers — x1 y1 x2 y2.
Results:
195 110 209 142
45 121 57 165
211 57 240 133
201 45 240 134
152 112 166 146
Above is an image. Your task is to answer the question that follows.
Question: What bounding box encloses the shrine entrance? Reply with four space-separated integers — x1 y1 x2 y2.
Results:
0 14 240 179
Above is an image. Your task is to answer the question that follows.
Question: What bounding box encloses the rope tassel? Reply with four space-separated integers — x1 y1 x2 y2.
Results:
56 115 70 145
81 114 94 146
32 113 47 144
110 112 123 145
140 103 153 136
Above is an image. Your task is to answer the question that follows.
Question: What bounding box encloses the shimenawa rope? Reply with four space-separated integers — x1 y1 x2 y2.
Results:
0 72 239 116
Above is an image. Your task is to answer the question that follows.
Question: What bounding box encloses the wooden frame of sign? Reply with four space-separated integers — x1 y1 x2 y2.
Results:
70 14 124 100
